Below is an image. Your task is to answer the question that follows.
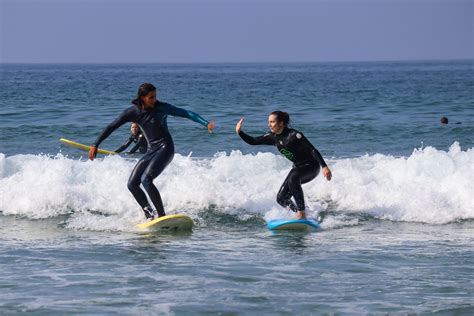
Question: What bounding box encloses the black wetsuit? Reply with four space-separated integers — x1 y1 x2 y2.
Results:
94 101 209 217
239 127 327 212
115 132 147 154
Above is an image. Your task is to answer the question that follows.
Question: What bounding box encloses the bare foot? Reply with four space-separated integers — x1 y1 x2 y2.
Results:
292 211 306 220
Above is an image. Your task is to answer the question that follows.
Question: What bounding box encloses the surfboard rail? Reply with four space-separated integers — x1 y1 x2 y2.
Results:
136 214 194 232
267 218 320 231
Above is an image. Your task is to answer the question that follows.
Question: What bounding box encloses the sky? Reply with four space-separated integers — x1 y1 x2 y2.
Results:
1 0 473 63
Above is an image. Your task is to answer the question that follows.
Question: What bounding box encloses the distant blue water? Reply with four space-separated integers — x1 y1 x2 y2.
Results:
1 61 472 157
1 61 473 314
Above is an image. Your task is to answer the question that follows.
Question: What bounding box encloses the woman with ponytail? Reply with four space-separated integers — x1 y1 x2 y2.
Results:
235 111 331 220
89 83 215 220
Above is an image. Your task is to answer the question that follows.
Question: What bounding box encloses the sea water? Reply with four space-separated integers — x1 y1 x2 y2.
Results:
0 61 473 314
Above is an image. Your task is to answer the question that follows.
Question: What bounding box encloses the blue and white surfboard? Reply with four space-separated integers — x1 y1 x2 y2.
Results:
267 219 320 231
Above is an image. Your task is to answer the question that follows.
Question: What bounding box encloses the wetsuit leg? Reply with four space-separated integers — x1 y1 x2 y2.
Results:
127 154 154 209
276 164 319 212
276 174 298 212
140 145 174 217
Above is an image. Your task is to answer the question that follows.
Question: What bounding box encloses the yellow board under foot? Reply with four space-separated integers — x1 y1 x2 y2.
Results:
60 138 118 155
135 214 194 232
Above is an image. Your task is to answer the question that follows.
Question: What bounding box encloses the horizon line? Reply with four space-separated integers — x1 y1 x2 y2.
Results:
1 58 473 66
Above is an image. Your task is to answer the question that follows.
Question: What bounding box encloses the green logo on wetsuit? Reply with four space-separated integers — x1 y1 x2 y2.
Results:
279 148 294 160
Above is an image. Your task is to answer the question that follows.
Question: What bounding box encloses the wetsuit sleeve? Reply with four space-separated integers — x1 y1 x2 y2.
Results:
93 107 134 147
299 133 328 168
238 131 274 146
164 103 209 128
114 136 133 153
128 141 140 154
311 148 328 168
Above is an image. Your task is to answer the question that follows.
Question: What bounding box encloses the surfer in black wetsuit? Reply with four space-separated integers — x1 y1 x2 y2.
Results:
235 111 332 220
89 83 215 220
114 123 147 154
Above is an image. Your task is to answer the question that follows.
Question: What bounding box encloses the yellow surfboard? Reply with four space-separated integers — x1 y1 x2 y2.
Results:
60 138 118 155
136 214 194 232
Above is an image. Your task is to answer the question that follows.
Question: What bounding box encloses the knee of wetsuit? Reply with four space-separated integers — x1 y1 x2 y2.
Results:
276 194 294 210
127 179 140 192
141 175 154 190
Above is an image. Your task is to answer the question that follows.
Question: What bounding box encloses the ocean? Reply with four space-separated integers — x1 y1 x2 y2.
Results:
1 61 473 314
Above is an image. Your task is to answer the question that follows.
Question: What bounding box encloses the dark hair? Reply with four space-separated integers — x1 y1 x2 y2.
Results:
440 116 448 124
132 83 156 107
270 111 290 126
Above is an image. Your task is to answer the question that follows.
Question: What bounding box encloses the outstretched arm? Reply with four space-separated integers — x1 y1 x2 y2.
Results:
89 108 133 160
235 117 274 145
114 137 133 153
128 142 140 154
166 103 215 133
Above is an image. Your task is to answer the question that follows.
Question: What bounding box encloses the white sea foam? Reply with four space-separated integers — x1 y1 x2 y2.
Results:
0 142 472 230
315 142 474 224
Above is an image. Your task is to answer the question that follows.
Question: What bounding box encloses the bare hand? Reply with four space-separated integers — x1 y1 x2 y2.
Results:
207 121 215 133
323 166 332 181
235 117 244 133
88 146 98 161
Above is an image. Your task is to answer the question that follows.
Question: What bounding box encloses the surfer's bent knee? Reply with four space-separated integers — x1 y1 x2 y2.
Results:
141 174 155 190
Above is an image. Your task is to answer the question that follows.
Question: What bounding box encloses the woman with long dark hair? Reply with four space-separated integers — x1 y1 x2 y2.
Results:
235 111 331 220
89 83 215 220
